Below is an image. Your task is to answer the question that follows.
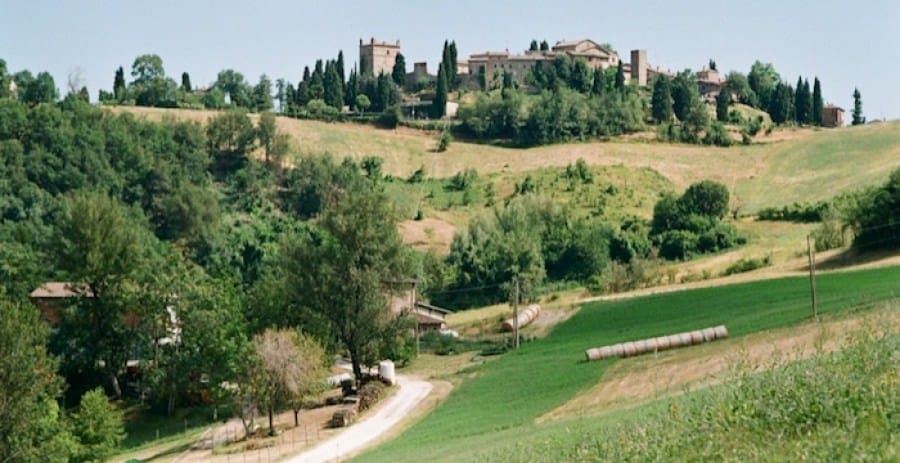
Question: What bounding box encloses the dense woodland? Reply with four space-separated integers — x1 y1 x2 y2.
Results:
0 46 889 462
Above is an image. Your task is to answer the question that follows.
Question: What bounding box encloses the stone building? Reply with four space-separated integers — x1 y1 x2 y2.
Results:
360 37 401 76
822 104 845 127
696 67 725 103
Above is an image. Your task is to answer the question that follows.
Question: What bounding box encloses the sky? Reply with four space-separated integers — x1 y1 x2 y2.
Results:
2 0 898 120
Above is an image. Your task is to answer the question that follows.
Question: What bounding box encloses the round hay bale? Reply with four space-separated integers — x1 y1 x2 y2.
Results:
714 325 728 339
678 333 693 346
689 330 704 345
622 342 637 357
644 338 659 352
655 336 671 351
701 327 717 342
633 340 648 354
610 343 625 357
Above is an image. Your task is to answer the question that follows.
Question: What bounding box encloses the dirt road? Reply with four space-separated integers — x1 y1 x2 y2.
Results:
283 375 432 463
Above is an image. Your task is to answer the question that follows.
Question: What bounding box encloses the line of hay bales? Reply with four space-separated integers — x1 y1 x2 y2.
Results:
585 325 728 361
501 304 541 332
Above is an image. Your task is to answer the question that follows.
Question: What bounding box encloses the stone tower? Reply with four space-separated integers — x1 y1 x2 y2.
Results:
630 49 647 86
359 37 401 76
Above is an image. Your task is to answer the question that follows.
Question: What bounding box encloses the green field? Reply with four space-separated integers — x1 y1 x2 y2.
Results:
356 265 900 462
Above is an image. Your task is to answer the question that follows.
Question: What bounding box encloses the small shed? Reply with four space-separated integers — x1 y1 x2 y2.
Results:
823 104 845 127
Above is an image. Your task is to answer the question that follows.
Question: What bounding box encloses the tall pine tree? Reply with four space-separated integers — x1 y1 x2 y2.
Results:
336 50 345 84
651 75 674 123
449 41 458 89
113 66 126 102
323 61 343 109
794 76 810 124
391 53 406 87
432 63 448 119
715 88 730 122
614 61 625 90
811 77 824 125
181 72 192 93
852 87 865 125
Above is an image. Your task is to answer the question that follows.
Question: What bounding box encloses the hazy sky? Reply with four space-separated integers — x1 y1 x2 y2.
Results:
2 0 898 119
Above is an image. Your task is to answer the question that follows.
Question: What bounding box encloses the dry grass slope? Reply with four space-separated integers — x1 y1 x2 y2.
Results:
109 107 900 213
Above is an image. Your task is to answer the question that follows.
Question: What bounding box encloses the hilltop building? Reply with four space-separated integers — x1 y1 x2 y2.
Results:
360 37 401 76
822 104 845 127
696 67 725 102
466 39 621 84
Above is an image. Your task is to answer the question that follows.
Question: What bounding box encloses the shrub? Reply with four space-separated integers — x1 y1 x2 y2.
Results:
376 105 401 129
437 130 452 152
447 168 478 192
723 256 771 276
407 165 426 184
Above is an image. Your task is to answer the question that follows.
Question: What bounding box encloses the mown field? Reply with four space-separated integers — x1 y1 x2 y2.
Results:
354 264 900 462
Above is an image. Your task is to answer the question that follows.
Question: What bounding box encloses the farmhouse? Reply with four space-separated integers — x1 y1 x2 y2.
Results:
30 282 88 325
388 282 450 331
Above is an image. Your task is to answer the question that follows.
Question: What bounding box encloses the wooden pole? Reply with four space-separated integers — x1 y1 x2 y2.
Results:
513 277 520 350
807 235 818 320
412 280 419 355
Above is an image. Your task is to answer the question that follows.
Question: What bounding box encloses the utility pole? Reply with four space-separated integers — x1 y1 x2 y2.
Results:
412 279 419 355
807 235 818 320
513 277 520 350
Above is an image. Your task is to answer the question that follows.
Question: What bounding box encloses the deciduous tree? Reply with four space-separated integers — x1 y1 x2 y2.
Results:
282 186 412 383
0 301 74 462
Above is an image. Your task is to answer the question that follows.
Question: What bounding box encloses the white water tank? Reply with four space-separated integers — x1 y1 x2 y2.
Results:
379 360 396 385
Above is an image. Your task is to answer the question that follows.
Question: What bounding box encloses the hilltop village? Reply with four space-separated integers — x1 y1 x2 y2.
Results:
359 36 845 127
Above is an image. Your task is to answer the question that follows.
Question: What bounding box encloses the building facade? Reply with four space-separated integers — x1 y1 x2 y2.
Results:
360 37 401 76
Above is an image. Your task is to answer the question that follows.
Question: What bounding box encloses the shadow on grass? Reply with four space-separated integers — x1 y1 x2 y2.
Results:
121 402 232 451
137 441 195 462
813 247 900 271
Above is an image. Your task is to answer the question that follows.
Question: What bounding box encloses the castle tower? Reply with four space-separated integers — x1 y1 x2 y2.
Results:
630 49 647 86
359 37 401 76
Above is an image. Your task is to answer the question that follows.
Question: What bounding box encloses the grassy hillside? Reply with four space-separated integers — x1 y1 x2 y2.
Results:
107 107 900 214
355 264 900 462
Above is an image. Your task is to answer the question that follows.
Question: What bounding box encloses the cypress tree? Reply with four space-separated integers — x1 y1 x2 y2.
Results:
614 61 625 91
852 87 865 125
323 61 343 109
391 53 406 87
433 63 448 118
591 67 604 96
345 67 358 107
794 76 811 124
529 40 538 51
336 50 345 84
540 40 549 51
715 87 730 122
811 77 824 125
181 72 192 93
651 75 674 123
113 66 126 102
449 41 458 89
